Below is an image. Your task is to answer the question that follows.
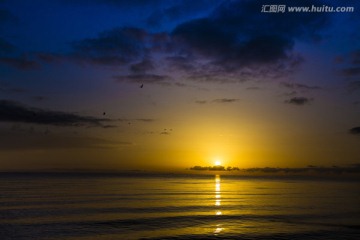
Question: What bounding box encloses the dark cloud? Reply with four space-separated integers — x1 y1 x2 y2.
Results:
114 74 171 85
36 52 63 64
349 127 360 135
334 55 344 64
101 124 117 128
350 50 360 65
0 8 17 24
166 56 195 72
283 91 298 96
28 0 329 86
186 72 235 83
0 130 130 150
0 11 29 70
195 98 239 104
285 97 313 106
71 27 148 65
0 38 15 55
0 56 39 70
213 0 328 39
32 96 47 102
213 98 239 104
173 21 294 65
117 118 155 123
69 27 173 67
170 0 328 78
130 59 154 73
280 82 321 90
0 83 25 94
243 166 360 175
173 82 187 87
339 50 360 92
58 0 328 84
0 100 112 127
342 67 360 77
348 81 360 93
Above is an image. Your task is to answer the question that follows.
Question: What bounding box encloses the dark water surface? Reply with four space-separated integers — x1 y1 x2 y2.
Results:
1 173 359 239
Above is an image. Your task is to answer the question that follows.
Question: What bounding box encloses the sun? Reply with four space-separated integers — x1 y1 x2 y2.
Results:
214 159 222 166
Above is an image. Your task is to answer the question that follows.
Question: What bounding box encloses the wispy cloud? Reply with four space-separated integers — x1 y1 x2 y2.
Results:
348 81 360 93
0 27 40 70
350 49 360 64
0 8 17 25
70 27 148 66
130 59 154 73
0 100 112 127
0 56 39 70
195 100 207 104
195 98 239 104
0 82 26 94
31 96 48 102
280 82 321 90
114 74 172 85
135 118 155 122
342 67 360 77
349 126 360 135
0 38 15 54
213 98 239 104
283 91 298 96
0 129 130 150
118 118 156 123
285 97 313 106
338 49 360 92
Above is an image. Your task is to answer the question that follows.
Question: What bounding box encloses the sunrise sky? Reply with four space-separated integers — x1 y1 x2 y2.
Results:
0 0 359 171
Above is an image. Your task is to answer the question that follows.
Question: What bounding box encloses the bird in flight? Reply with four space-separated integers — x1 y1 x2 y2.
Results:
140 84 144 88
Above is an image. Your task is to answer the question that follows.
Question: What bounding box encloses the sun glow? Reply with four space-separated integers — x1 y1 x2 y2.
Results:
214 159 222 166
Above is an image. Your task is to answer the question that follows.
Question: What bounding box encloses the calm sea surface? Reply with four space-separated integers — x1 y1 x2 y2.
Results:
1 172 360 239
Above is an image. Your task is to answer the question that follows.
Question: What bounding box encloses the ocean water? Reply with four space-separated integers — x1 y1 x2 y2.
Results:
0 173 360 240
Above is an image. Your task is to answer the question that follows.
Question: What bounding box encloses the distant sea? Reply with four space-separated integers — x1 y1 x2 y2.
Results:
1 172 360 239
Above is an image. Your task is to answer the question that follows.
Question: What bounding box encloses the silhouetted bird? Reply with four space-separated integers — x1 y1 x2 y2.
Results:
103 112 106 115
140 84 143 88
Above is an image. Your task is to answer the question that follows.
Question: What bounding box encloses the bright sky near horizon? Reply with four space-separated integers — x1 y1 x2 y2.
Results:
0 0 360 171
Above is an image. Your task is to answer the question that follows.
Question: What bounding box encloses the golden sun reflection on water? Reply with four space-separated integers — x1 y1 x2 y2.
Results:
215 174 221 207
214 224 224 234
214 174 224 235
215 183 220 192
